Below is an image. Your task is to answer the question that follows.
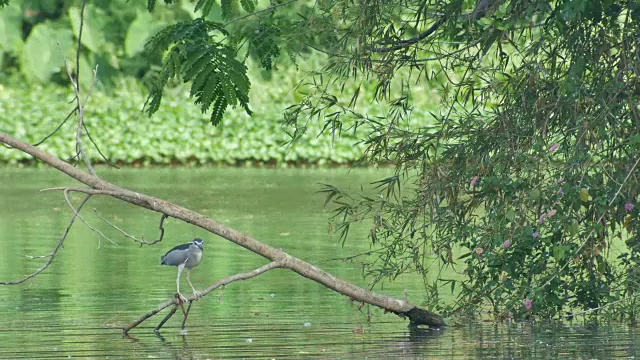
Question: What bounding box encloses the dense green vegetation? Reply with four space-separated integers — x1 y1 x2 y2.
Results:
0 78 378 166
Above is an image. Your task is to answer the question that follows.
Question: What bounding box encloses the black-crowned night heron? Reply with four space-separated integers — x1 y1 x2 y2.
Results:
161 238 204 300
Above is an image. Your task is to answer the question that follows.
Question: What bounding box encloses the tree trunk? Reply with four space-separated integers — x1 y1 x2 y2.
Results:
0 132 446 330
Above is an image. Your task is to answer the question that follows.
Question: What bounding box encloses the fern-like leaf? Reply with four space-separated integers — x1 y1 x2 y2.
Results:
194 0 216 17
221 0 238 20
211 97 228 126
190 67 217 98
143 19 251 126
250 24 281 70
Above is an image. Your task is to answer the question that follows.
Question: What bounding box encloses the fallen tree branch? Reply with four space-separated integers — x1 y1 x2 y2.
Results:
123 261 285 334
0 132 446 330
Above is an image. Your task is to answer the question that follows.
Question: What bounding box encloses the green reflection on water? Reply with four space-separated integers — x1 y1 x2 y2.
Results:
0 167 638 359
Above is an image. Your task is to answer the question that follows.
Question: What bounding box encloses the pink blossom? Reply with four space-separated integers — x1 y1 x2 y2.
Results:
471 176 479 188
554 177 565 185
475 247 484 255
523 299 533 310
558 188 564 196
503 240 511 249
547 209 557 218
539 214 547 224
532 231 540 238
549 143 559 152
625 202 634 212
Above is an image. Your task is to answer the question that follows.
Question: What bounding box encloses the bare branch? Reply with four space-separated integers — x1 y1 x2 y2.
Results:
0 195 92 285
82 122 118 168
62 189 115 246
143 213 169 246
60 0 100 176
75 0 87 85
33 105 78 146
93 209 167 246
123 261 285 334
72 65 98 176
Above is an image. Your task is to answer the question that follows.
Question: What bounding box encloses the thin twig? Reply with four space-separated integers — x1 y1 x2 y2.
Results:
142 213 169 246
93 208 142 242
41 187 142 199
320 249 383 264
62 189 115 246
224 0 298 26
93 209 167 246
0 195 92 285
61 0 100 176
75 0 87 86
72 65 99 176
82 122 118 168
33 106 78 146
567 293 640 317
123 261 285 334
368 16 446 53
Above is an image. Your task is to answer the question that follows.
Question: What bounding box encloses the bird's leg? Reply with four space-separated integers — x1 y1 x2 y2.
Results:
176 263 188 303
186 269 201 298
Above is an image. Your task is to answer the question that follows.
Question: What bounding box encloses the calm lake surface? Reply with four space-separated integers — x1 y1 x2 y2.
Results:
0 167 639 359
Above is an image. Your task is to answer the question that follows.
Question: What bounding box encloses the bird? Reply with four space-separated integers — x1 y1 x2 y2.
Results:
161 238 204 301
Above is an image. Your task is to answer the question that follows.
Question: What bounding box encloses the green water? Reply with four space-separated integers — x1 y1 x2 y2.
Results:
0 167 639 359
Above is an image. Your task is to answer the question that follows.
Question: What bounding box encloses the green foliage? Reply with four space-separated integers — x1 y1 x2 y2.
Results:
0 4 22 55
219 0 236 20
125 11 163 57
248 22 281 71
147 0 177 12
0 0 191 85
144 19 251 125
239 0 254 14
0 79 374 165
20 21 73 83
68 5 106 53
273 0 640 320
